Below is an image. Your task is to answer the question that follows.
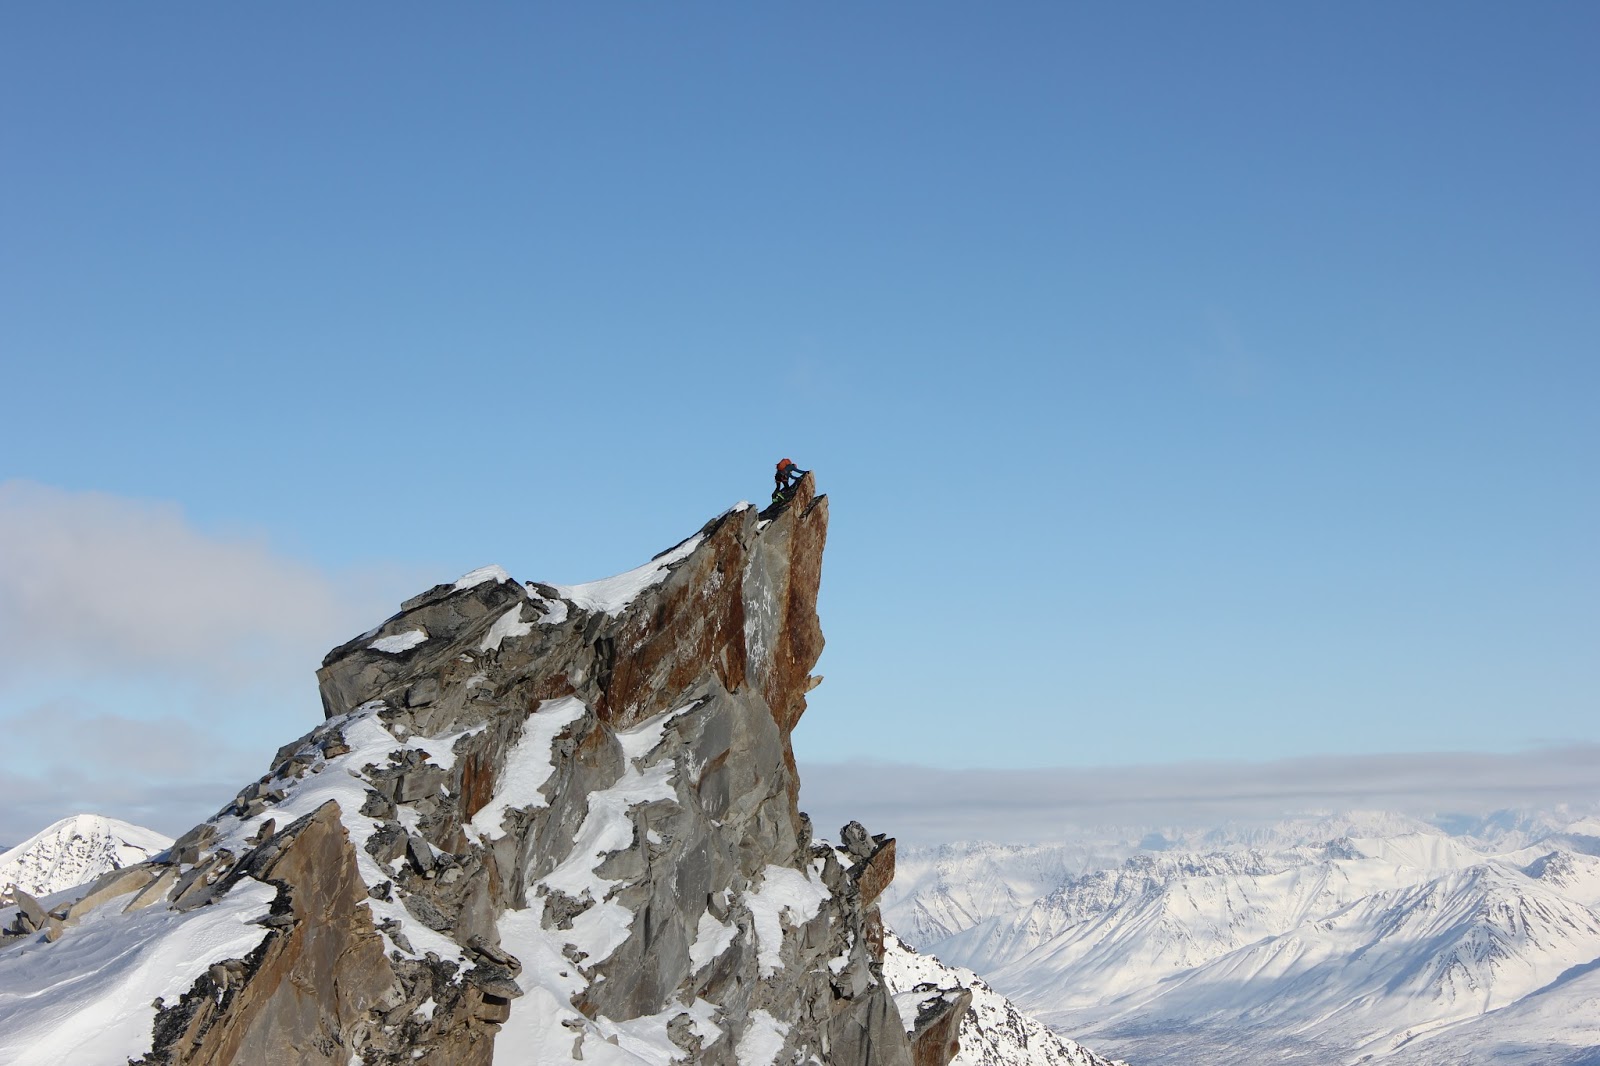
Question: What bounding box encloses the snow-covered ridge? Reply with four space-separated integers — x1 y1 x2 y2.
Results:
549 532 705 616
0 878 275 1064
440 504 765 628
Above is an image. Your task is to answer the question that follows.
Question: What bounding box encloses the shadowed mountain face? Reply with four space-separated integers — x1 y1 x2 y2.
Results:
0 475 1003 1065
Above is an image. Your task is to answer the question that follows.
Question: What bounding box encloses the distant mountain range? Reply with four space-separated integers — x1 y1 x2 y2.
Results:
884 808 1600 1065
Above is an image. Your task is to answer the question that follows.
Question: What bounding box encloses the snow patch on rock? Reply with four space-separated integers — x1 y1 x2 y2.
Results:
369 628 429 654
480 603 534 651
468 697 588 841
735 1008 790 1066
455 564 513 590
745 865 829 979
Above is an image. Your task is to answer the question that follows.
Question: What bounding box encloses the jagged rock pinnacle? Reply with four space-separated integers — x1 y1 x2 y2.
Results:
0 478 967 1066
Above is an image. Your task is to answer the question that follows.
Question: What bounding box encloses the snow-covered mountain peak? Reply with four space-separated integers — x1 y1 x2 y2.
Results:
0 813 171 903
1523 848 1600 906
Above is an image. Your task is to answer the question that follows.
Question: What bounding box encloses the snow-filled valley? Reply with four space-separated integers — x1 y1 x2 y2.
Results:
883 808 1600 1065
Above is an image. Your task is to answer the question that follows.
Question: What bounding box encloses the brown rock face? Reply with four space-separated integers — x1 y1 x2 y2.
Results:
139 804 403 1065
597 511 751 731
909 989 974 1066
596 470 828 742
11 477 969 1066
855 836 897 908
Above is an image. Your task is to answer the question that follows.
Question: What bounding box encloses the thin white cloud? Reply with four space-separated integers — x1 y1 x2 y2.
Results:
0 480 400 687
796 747 1600 847
0 481 421 842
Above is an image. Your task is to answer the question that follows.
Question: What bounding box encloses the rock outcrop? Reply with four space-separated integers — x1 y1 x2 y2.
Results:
0 475 969 1065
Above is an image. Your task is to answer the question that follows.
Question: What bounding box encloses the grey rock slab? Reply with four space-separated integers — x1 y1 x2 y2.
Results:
64 864 160 922
123 867 179 913
13 889 46 933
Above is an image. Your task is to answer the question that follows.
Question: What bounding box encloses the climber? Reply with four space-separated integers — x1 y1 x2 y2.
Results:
773 457 808 502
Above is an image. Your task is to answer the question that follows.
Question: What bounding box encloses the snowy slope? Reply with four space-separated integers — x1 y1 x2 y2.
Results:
883 841 1135 949
1382 960 1600 1066
881 931 1123 1066
0 814 171 901
1067 864 1600 1063
0 880 276 1065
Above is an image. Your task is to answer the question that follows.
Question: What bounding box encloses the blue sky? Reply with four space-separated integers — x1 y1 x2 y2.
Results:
2 5 1596 838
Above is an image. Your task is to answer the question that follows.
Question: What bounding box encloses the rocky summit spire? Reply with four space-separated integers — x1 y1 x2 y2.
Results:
0 475 971 1065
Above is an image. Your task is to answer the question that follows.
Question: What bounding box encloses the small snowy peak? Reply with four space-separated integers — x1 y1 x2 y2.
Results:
1344 830 1489 875
1563 815 1600 837
454 564 514 590
0 815 172 901
551 534 704 616
1524 848 1600 906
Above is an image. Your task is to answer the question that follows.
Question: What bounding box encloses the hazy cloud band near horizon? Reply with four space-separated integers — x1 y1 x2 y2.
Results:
796 747 1600 847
